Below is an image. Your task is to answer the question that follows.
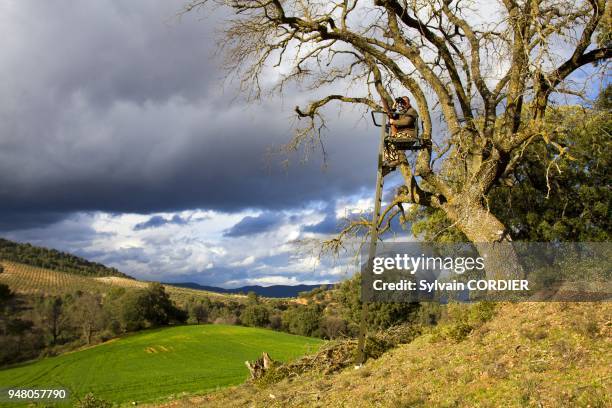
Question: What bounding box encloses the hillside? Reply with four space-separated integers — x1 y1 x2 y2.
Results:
0 261 245 305
0 238 130 278
159 302 611 408
166 282 332 298
0 325 322 405
0 239 331 299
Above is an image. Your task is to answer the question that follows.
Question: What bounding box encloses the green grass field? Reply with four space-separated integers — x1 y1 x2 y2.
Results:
0 325 322 405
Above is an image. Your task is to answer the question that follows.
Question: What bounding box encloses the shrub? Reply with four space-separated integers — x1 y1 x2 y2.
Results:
282 305 322 337
334 274 419 332
214 315 238 325
75 393 112 408
188 301 208 324
433 302 497 343
320 316 348 339
268 314 282 330
241 304 270 327
467 301 496 325
119 292 146 332
443 322 473 342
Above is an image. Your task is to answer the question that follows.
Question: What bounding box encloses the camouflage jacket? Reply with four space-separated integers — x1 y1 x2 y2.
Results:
394 107 418 136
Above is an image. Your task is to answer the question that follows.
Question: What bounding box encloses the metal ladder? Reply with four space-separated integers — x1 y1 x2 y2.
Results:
354 112 426 365
355 115 387 366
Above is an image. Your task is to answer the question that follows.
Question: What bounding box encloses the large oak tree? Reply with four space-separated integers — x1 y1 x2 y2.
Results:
186 0 610 278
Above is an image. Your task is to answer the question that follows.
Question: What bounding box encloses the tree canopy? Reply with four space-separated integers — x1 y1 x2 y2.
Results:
185 1 610 262
411 90 611 242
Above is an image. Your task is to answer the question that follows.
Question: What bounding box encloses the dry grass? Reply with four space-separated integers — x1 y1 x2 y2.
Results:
150 302 611 408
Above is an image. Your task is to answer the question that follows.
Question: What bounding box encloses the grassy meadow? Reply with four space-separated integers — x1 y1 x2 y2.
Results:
0 325 322 405
184 302 612 408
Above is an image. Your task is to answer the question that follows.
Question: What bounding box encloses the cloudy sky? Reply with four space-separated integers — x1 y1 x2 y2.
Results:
0 0 406 287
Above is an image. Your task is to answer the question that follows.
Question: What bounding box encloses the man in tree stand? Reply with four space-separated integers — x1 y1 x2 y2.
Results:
383 96 418 175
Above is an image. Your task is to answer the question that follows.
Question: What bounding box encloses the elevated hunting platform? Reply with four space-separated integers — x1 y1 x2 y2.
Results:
384 136 430 151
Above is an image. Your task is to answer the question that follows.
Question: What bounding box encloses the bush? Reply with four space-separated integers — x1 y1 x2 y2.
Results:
334 274 420 332
443 322 474 342
188 301 209 324
74 393 112 408
268 314 282 330
412 302 442 326
241 304 270 327
320 316 348 339
432 302 497 343
282 305 322 337
119 292 146 332
214 315 238 325
363 336 393 360
468 301 496 325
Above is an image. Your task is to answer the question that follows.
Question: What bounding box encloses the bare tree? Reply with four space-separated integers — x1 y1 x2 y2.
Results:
185 0 610 277
71 293 104 345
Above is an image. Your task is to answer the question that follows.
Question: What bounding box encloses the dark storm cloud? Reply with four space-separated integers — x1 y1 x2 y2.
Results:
0 211 67 232
134 214 188 230
223 212 281 237
0 0 378 231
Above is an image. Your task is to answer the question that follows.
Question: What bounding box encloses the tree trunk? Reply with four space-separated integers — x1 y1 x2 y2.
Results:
85 326 92 345
443 200 524 280
245 352 275 380
51 319 58 345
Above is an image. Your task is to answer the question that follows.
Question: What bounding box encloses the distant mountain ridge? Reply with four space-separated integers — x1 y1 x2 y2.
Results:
0 238 131 279
165 282 333 298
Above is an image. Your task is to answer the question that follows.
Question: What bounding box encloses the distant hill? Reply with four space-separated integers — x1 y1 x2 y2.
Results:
0 238 131 278
0 237 329 298
0 261 244 305
165 282 333 298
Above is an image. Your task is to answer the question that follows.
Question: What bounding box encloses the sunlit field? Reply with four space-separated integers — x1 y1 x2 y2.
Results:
0 324 322 404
